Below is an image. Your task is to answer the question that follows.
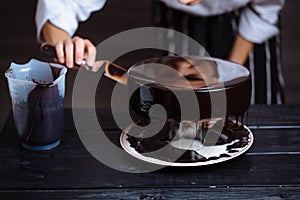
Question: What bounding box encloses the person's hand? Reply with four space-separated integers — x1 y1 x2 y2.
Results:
54 36 96 69
42 21 96 69
178 0 202 6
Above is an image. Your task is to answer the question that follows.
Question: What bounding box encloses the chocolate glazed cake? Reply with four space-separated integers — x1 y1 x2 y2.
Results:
125 56 251 163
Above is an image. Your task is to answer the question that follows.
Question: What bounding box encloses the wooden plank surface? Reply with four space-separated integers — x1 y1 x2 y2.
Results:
0 106 299 190
0 152 299 189
246 105 300 127
78 105 300 130
0 187 300 200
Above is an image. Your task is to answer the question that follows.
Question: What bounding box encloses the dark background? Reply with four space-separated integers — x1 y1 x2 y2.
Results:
0 0 299 130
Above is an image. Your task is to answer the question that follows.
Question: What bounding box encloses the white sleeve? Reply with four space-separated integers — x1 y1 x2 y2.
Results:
35 0 106 43
238 0 285 44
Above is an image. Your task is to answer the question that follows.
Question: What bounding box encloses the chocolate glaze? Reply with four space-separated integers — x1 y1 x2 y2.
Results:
18 65 64 146
127 56 251 121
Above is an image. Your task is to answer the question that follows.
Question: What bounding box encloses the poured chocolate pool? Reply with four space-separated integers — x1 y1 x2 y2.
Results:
126 118 250 163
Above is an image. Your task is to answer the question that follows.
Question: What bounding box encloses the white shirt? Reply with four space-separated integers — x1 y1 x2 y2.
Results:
35 0 106 42
35 0 285 44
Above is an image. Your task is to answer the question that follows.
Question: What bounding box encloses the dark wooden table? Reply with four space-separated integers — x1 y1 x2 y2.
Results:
0 105 299 199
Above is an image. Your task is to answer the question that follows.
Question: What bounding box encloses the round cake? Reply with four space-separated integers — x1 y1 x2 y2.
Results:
127 56 251 122
124 56 252 163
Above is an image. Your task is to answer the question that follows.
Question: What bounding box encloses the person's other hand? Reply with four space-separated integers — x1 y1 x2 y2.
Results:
54 36 96 69
178 0 202 6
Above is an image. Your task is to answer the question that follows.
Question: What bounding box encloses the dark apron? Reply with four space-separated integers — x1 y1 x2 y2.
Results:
153 1 285 104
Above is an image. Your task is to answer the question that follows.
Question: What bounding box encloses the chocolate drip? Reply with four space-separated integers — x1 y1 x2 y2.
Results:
126 118 250 163
50 64 62 80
